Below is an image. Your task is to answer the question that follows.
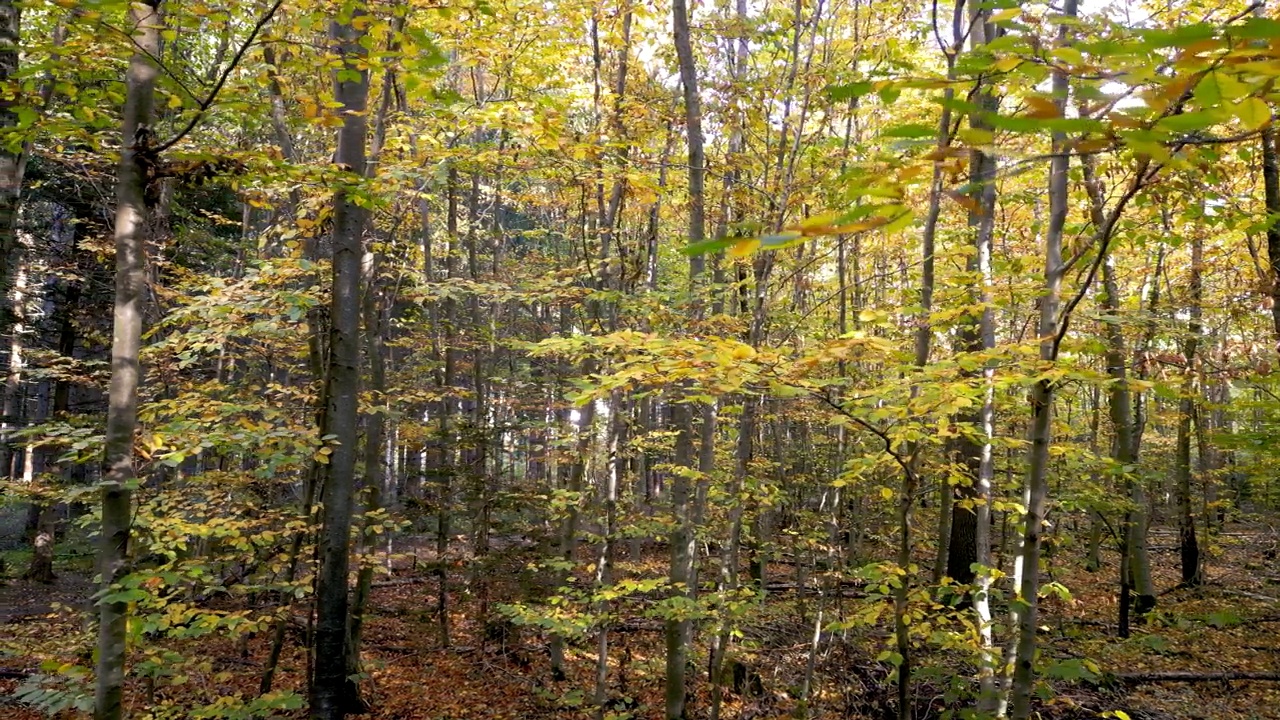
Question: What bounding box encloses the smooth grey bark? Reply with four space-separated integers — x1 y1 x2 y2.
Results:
0 247 24 480
1008 4 1074 716
1085 387 1103 572
95 4 161 720
667 0 707 714
310 7 370 719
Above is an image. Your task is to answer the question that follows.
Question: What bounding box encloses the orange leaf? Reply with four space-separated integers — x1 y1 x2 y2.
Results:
1024 95 1061 119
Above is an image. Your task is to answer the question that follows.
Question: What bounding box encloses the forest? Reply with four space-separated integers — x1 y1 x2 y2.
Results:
4 0 1280 718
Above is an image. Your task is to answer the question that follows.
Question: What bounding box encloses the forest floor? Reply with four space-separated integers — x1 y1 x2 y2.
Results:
1 527 1279 719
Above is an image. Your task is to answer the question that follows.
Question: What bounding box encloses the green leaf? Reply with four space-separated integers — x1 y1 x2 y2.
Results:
1194 72 1222 106
680 237 735 256
828 81 873 101
1234 16 1280 40
1155 110 1221 133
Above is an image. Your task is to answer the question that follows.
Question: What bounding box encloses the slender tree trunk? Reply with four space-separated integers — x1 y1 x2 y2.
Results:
948 0 997 589
1084 157 1156 628
593 390 622 720
95 4 161 719
1008 5 1073 715
310 7 370 718
1085 387 1103 572
1175 229 1203 586
346 251 388 683
0 0 19 329
23 220 77 584
1261 9 1280 340
667 0 707 713
0 249 24 480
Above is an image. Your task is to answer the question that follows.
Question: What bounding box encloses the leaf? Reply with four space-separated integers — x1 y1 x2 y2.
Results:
1234 16 1280 40
1196 71 1249 107
1194 72 1222 105
1235 96 1271 131
680 236 735 256
1023 95 1061 119
1155 110 1221 133
828 81 873 101
827 216 890 234
990 8 1020 23
957 128 994 145
727 238 760 258
993 56 1022 73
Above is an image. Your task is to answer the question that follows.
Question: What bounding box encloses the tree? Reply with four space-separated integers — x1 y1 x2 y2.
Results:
310 3 371 718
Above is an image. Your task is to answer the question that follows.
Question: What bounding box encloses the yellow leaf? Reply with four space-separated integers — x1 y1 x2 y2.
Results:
1235 96 1271 131
991 7 1020 22
958 128 995 146
828 217 889 234
1023 95 1061 119
728 238 760 258
796 211 843 230
994 56 1022 73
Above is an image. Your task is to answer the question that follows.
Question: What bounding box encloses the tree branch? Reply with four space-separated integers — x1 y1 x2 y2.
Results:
154 0 287 154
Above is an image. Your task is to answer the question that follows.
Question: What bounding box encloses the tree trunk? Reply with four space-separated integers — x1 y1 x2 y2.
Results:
310 7 370 718
1175 228 1203 586
667 0 707 713
0 0 19 330
948 0 997 590
95 4 161 719
345 251 388 686
1008 8 1073 716
1085 157 1156 628
1261 11 1280 340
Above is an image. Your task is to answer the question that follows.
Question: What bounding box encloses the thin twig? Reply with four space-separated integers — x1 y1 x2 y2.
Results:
154 0 287 154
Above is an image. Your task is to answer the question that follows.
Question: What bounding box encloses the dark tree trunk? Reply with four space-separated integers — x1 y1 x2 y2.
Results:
310 7 370 719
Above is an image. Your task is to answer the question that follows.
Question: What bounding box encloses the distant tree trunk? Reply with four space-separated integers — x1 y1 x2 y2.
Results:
1085 387 1103 572
1088 161 1156 630
23 214 77 585
436 166 460 651
1175 228 1203 586
592 389 622 720
310 6 370 719
95 3 161 719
